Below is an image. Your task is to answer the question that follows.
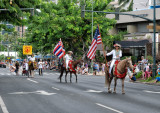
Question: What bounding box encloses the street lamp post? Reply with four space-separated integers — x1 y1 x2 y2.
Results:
152 0 156 79
91 0 94 73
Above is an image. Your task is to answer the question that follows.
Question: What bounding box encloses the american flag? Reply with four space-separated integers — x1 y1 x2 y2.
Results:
87 26 102 59
53 39 65 59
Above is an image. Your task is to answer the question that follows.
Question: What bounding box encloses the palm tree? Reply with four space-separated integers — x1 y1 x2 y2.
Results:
110 0 133 12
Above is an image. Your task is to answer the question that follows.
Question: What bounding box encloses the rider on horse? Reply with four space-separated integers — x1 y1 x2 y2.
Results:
64 51 73 71
106 43 122 75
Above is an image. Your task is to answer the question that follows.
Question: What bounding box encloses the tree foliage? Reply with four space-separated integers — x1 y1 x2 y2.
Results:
0 0 40 30
25 0 116 59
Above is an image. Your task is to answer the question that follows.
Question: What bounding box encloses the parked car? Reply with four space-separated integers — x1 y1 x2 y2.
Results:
0 62 6 68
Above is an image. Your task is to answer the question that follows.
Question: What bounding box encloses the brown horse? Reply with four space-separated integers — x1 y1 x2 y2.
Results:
105 57 134 94
58 59 83 83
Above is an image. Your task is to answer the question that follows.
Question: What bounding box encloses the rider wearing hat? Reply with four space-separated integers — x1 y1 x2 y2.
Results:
106 43 122 74
64 51 73 70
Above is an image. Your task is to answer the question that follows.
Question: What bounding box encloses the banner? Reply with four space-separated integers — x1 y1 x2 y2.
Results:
23 45 32 55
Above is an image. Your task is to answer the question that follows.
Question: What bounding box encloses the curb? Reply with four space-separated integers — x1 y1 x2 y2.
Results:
134 81 160 86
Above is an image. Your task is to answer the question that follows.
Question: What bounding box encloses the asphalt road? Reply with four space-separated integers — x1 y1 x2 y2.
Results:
0 67 160 113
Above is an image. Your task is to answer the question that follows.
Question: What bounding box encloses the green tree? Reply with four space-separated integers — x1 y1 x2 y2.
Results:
0 0 40 30
25 0 116 59
110 0 133 12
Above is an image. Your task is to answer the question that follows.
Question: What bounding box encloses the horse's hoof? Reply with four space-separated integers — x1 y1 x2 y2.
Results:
122 92 125 94
108 90 112 93
113 91 116 94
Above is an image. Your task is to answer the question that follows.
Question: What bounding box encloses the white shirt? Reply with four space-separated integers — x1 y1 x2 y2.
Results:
106 49 122 59
38 61 43 68
64 54 72 61
25 63 28 70
28 56 35 62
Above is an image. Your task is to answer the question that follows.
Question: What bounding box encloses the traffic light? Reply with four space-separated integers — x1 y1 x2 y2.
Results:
81 5 85 18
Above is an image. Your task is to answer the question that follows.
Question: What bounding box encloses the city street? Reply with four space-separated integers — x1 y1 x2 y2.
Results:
0 68 160 113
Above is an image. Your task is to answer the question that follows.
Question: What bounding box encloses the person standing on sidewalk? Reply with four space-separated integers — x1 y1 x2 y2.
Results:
25 61 29 76
15 61 19 76
38 59 43 76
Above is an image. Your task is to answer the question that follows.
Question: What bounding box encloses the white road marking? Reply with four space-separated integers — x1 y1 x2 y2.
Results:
0 96 9 113
27 78 38 83
143 90 160 94
96 103 123 113
52 87 60 90
7 74 11 76
8 90 56 96
84 90 102 93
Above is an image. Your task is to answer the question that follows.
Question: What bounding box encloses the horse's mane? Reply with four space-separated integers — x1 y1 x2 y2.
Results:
72 59 82 67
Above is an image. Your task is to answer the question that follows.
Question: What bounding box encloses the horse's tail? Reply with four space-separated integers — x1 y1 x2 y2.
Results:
105 66 109 86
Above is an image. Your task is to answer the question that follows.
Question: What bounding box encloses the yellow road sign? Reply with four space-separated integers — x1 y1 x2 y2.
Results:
23 45 32 55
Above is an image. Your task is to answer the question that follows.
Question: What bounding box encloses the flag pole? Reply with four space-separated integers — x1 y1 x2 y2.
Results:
97 24 108 86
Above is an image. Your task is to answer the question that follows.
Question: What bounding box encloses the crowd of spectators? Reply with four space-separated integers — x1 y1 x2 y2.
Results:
6 55 160 83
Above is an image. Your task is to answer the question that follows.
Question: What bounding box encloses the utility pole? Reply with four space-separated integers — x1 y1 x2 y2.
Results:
152 0 156 78
91 0 94 74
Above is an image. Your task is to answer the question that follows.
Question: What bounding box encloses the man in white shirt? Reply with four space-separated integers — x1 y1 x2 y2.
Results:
25 61 29 76
64 51 73 70
38 59 43 75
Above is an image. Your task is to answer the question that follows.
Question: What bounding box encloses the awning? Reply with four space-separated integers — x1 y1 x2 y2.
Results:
115 40 149 48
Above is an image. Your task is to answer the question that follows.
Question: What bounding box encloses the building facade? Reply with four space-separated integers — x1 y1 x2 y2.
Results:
106 8 160 61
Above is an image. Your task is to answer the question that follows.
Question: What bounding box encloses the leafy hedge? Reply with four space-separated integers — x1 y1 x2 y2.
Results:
135 71 142 79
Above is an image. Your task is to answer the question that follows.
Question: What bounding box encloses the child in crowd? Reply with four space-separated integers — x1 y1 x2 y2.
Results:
144 63 151 79
154 77 160 83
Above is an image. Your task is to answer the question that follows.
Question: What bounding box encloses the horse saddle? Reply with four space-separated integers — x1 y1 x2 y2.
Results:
113 60 127 78
68 60 76 72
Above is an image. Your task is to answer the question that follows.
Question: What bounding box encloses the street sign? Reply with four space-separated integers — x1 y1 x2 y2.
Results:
23 45 32 55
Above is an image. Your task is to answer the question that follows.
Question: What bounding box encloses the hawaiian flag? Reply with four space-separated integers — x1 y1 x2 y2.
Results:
53 39 65 58
87 26 102 59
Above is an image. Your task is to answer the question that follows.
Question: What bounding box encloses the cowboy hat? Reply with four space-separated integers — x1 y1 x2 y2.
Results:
114 43 121 48
68 51 73 54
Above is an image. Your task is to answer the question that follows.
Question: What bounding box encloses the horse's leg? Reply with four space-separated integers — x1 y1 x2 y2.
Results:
113 77 117 93
58 67 64 83
74 72 77 83
70 72 72 83
108 76 113 93
122 78 125 94
65 71 68 83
